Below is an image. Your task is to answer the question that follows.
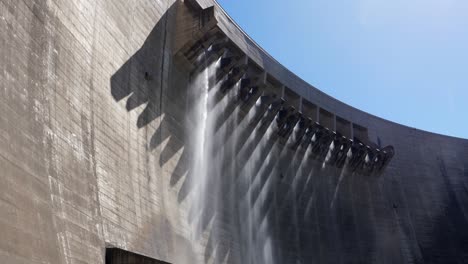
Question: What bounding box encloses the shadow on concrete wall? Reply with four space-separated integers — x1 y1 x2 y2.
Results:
110 2 188 183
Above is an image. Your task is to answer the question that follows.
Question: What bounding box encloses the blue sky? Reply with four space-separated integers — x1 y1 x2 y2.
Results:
216 0 468 139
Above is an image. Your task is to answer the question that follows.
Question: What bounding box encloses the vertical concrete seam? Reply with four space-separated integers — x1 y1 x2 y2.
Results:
87 0 106 253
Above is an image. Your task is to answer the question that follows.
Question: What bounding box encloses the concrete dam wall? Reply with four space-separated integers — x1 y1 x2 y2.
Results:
1 0 468 263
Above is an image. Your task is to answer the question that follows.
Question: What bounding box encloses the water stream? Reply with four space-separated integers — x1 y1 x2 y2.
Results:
186 52 276 264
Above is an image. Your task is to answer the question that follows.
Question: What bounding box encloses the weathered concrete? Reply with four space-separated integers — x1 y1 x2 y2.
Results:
1 0 467 263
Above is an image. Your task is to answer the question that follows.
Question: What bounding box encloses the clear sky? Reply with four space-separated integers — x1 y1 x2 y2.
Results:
216 0 468 139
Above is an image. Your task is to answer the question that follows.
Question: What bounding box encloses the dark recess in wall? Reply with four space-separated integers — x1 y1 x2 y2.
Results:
106 248 171 264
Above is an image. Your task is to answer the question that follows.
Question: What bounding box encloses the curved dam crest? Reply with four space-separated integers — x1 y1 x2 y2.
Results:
0 0 467 263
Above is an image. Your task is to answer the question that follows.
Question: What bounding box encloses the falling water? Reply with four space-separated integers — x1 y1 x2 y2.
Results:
187 51 224 259
238 120 276 264
192 64 208 232
187 51 276 263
